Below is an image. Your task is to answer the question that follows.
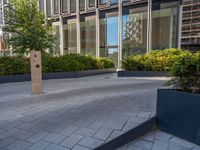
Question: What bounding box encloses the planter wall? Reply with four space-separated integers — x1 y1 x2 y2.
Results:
0 68 116 84
157 89 200 145
118 71 171 77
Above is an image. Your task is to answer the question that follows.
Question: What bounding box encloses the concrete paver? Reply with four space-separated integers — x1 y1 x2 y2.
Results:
0 74 170 149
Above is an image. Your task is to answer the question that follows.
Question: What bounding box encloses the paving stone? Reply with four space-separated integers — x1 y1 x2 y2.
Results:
27 131 49 143
192 146 200 150
43 133 66 144
60 125 78 136
79 137 104 149
133 140 153 149
27 141 50 150
137 111 151 119
103 120 125 130
6 140 32 150
170 137 194 149
122 121 139 132
151 140 168 150
61 134 83 148
72 145 91 150
43 143 69 150
11 130 34 140
0 128 19 139
107 130 124 141
17 122 35 130
75 127 96 137
0 137 17 148
154 130 172 141
168 141 190 150
93 127 113 140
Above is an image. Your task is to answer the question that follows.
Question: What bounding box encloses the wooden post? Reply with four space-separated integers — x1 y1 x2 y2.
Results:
30 51 43 95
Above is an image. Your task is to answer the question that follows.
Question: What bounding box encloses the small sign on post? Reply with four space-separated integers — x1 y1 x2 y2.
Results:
31 51 43 95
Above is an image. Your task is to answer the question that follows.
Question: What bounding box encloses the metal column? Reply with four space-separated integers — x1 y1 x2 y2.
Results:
118 0 122 69
76 0 81 54
96 8 100 58
147 0 152 53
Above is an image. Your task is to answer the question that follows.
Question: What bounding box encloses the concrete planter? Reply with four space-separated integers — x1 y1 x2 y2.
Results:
0 68 116 84
118 71 170 77
157 89 200 145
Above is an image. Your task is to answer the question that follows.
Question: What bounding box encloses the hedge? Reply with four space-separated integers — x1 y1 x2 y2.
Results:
122 48 192 71
0 54 115 76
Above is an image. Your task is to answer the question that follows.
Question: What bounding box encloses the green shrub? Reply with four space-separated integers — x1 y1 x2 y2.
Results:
0 54 115 76
97 58 115 69
169 52 200 93
122 48 192 71
0 57 30 76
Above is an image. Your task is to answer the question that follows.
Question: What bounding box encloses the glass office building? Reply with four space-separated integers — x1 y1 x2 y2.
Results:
2 0 199 67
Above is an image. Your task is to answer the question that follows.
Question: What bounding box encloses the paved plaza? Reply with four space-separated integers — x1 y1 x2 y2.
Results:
0 73 196 150
118 130 200 150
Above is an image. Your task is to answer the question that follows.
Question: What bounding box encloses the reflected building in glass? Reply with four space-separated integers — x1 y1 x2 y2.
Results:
1 0 199 68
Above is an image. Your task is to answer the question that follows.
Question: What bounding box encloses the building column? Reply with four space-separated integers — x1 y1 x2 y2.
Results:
147 0 152 53
178 4 183 49
76 0 81 54
60 16 64 55
96 8 100 58
118 0 122 69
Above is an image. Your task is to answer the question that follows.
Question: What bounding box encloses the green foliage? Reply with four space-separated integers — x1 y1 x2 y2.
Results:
2 0 54 56
0 57 30 76
97 58 115 69
169 52 200 93
122 48 191 71
0 54 115 76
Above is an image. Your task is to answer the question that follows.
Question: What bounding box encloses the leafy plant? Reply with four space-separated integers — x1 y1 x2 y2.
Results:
2 0 54 56
169 52 200 94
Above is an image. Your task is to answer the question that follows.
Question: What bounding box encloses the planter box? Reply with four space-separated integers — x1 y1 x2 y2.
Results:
118 71 170 77
0 68 116 84
157 89 200 145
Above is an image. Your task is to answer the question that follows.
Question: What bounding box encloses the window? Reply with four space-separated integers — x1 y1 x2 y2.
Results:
50 26 60 56
100 0 109 5
53 0 59 15
88 0 96 8
70 0 76 13
46 0 51 17
39 0 44 12
79 0 85 11
151 1 178 50
63 21 77 54
122 6 148 57
80 16 96 56
62 0 68 13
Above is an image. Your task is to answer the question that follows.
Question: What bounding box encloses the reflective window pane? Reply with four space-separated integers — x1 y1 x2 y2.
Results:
80 16 96 56
79 0 85 11
50 26 60 56
46 0 51 17
70 0 76 13
100 15 118 66
62 0 68 13
100 0 109 5
122 6 147 57
53 0 59 14
63 21 77 54
152 2 178 50
39 0 44 12
88 0 95 7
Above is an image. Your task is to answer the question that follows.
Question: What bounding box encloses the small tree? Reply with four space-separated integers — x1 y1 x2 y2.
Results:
2 0 54 56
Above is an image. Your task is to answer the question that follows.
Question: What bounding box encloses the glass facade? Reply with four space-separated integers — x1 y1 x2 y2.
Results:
39 0 181 67
63 21 77 54
39 0 44 12
122 6 148 58
152 2 178 50
80 16 96 56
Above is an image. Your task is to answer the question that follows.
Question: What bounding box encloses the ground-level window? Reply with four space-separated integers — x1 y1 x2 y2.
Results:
151 1 179 50
63 21 77 54
80 16 96 56
122 5 148 58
